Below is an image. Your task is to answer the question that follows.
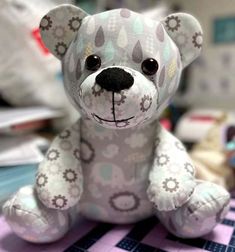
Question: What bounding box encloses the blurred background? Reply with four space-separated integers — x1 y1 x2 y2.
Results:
0 0 235 208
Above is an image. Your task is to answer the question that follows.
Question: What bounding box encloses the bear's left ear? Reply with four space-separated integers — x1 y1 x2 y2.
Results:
39 4 88 60
161 13 203 68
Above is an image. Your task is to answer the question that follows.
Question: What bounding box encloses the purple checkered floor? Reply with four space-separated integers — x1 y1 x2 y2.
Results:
1 195 235 252
65 195 235 252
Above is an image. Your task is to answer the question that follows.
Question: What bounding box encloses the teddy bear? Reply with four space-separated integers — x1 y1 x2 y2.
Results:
2 4 230 243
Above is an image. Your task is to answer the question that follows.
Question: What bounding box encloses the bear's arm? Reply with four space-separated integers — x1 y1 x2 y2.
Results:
147 124 196 211
35 119 83 210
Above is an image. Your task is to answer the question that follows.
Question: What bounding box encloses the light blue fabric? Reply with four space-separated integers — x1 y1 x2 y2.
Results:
0 165 37 204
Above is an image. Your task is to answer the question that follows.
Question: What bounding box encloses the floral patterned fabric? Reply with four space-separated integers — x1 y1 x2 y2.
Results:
148 125 196 211
156 180 230 238
3 118 230 242
36 121 83 210
2 185 71 243
2 4 230 243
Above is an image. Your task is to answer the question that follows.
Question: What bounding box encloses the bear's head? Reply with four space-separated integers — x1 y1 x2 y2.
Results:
40 4 202 129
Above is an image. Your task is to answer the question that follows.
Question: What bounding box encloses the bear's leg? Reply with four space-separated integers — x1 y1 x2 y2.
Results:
155 180 230 238
2 185 77 243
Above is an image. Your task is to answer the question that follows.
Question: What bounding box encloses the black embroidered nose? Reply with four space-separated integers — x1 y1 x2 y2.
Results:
95 67 134 92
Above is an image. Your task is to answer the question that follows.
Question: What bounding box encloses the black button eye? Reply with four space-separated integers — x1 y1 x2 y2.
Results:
141 58 159 75
85 54 101 71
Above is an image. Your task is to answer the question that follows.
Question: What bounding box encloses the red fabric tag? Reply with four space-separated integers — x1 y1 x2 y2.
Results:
31 28 49 55
189 115 216 122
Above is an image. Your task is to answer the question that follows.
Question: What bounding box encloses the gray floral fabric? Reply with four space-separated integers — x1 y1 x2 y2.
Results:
2 185 71 243
78 118 156 224
3 119 230 243
35 121 83 210
163 13 203 67
40 5 203 128
2 4 230 243
148 125 196 211
156 180 230 238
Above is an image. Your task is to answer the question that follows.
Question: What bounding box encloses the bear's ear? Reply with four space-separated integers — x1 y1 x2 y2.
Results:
161 13 203 68
39 4 88 60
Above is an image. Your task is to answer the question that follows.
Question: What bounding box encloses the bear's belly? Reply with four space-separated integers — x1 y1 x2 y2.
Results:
79 171 155 224
78 119 157 223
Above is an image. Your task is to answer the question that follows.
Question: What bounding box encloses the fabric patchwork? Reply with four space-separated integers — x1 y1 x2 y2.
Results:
148 126 197 211
61 8 182 128
162 13 202 67
40 5 88 59
36 120 83 210
2 185 70 243
39 5 203 129
3 4 230 247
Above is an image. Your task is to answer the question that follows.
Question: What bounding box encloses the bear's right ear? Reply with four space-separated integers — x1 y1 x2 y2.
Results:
161 13 203 68
39 4 88 60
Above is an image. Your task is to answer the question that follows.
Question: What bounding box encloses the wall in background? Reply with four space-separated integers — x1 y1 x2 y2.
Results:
168 0 235 109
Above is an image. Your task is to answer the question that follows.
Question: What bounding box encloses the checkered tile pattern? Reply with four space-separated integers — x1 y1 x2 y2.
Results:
64 195 235 252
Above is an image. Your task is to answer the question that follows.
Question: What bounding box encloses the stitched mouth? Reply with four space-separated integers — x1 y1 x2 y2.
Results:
92 114 134 123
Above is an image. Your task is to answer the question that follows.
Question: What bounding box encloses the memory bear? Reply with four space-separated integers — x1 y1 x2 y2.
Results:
3 4 230 243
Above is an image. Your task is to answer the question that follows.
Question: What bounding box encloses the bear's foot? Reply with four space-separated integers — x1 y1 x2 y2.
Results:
156 180 230 238
2 185 70 243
